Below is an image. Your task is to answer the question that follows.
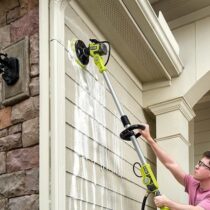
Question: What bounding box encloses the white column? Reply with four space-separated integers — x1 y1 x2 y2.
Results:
39 0 50 209
149 97 195 204
50 1 67 210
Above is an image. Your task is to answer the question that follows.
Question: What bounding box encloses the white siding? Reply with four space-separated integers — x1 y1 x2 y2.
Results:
64 3 155 210
194 100 210 164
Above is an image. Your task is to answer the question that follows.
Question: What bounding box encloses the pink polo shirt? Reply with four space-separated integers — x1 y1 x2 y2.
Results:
184 174 210 210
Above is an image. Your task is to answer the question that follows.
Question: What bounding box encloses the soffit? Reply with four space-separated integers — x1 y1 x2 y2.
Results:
74 0 183 84
150 0 210 22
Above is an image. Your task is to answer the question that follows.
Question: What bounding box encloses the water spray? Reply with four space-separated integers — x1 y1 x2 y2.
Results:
69 38 169 210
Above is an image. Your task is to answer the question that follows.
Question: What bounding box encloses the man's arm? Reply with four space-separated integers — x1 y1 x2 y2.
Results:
155 195 204 210
139 124 186 185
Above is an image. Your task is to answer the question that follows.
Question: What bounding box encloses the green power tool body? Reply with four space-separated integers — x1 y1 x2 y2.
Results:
69 38 169 210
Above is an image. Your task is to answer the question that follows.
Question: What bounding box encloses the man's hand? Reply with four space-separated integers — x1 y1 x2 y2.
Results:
138 123 154 143
154 195 205 210
154 195 170 208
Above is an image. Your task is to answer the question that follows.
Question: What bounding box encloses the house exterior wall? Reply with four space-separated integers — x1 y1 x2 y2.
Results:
64 2 156 210
145 11 210 203
45 1 210 210
0 0 39 209
194 100 210 164
143 16 210 108
171 14 210 173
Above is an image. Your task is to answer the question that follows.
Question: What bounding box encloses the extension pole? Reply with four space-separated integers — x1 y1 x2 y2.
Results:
103 71 147 164
103 70 169 210
72 38 169 210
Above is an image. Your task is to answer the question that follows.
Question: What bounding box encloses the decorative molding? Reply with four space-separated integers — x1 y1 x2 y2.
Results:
155 133 190 146
149 97 196 121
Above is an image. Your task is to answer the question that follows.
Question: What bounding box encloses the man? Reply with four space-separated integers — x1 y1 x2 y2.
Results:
139 124 210 210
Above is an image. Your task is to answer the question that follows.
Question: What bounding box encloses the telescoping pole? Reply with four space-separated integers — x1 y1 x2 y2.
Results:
102 69 169 210
91 51 169 210
103 71 147 164
71 38 169 210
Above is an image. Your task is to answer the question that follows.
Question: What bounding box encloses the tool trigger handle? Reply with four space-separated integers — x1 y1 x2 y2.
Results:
120 124 145 141
138 124 145 130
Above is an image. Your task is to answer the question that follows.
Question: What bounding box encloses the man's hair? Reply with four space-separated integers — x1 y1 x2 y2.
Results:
202 151 210 165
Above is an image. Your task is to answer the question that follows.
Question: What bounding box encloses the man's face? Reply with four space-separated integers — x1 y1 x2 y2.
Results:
193 157 210 180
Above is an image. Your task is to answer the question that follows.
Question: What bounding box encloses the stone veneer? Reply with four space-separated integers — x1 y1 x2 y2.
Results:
0 0 39 209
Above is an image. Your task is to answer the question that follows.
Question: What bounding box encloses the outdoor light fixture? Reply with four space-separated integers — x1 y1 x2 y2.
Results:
0 53 19 86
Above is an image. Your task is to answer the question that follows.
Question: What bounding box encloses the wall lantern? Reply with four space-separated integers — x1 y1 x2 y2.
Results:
0 53 19 86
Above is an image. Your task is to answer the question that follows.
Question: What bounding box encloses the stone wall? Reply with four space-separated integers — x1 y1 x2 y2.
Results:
0 0 39 209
